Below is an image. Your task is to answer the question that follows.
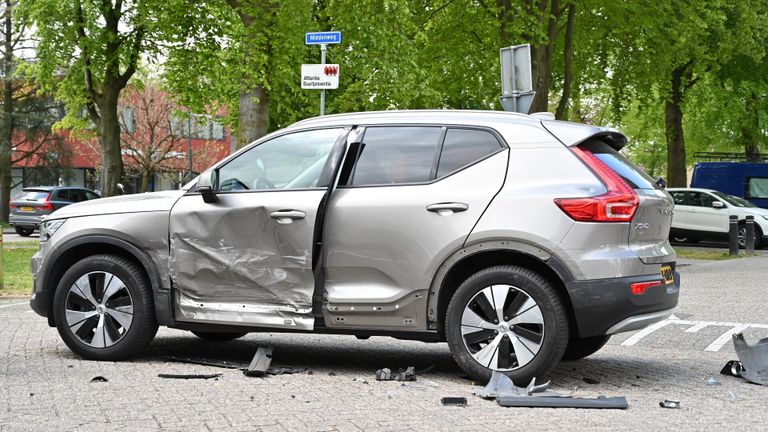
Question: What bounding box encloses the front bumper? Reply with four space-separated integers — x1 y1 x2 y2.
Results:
29 250 49 318
565 268 680 338
9 214 43 228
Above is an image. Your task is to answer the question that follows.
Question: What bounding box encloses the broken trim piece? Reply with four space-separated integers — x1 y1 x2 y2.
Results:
244 346 274 377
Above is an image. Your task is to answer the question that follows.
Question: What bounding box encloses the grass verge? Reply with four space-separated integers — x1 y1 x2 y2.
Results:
675 247 747 260
1 244 37 296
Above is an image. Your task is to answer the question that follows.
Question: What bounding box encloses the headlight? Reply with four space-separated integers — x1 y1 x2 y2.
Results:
40 219 66 242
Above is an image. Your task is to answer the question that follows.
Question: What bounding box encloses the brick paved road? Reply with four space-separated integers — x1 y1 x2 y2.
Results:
2 257 768 431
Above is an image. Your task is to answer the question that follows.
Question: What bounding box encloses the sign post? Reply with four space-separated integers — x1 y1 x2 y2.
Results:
305 31 342 116
499 44 535 114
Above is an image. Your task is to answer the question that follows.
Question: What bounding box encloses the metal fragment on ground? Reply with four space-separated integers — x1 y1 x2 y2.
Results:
721 360 743 378
375 368 392 381
659 399 681 409
733 333 768 386
475 372 558 399
158 373 222 380
89 376 108 383
498 395 629 409
243 346 274 377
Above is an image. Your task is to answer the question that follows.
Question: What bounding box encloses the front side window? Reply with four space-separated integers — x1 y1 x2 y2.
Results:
670 191 689 206
350 126 442 186
747 177 768 198
217 128 344 192
689 192 717 208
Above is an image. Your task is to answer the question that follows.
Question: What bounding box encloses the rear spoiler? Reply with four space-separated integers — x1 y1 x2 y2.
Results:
541 120 627 151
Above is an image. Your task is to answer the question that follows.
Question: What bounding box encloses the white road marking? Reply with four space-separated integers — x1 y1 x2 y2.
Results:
0 302 28 309
620 314 768 351
705 324 752 352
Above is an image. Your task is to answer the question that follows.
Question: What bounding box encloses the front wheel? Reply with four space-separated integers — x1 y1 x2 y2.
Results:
738 224 763 249
445 265 569 384
53 254 158 361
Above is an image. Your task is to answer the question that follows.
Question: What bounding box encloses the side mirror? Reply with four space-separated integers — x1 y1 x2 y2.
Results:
197 169 218 204
712 201 725 209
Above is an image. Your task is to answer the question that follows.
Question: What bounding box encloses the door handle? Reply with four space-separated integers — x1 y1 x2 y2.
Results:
270 210 306 224
426 202 469 215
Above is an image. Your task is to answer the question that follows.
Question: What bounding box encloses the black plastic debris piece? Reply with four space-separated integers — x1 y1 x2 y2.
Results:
732 333 768 386
90 376 108 383
659 399 681 409
243 346 274 377
328 371 337 376
162 356 243 370
397 366 416 382
158 373 222 380
498 395 628 409
721 360 743 378
441 397 467 407
375 368 392 381
267 366 308 376
582 377 600 385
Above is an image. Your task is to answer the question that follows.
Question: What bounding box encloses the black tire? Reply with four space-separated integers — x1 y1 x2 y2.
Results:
445 265 569 384
738 223 763 249
191 331 248 341
53 254 158 361
15 226 34 236
561 335 611 361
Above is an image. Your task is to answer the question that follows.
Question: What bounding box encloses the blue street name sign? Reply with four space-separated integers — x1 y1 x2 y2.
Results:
305 31 342 45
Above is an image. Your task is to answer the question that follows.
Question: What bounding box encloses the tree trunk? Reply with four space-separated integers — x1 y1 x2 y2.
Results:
555 2 575 120
743 89 761 162
665 65 688 188
97 89 123 197
140 171 151 193
529 0 561 113
237 85 269 149
0 0 13 223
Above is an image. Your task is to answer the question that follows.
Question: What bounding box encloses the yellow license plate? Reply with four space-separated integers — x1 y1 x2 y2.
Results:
20 206 34 212
660 265 674 285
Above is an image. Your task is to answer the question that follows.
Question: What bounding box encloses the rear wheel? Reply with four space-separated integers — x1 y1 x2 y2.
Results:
738 223 763 249
561 335 611 361
14 226 34 236
192 331 248 341
445 265 569 384
53 254 158 360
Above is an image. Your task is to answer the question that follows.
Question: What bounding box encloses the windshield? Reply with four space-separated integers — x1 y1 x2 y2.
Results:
13 190 50 201
711 191 758 208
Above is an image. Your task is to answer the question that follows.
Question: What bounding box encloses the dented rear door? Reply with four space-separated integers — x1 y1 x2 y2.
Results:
168 128 348 330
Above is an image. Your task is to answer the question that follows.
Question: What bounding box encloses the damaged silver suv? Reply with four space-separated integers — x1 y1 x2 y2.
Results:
30 110 680 382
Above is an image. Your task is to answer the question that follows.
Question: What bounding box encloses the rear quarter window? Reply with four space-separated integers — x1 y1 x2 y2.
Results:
436 129 502 177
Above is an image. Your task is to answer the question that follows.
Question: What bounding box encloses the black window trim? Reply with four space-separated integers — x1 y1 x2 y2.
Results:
338 123 508 189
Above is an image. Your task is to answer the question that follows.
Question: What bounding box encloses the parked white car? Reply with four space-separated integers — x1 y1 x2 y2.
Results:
668 187 768 248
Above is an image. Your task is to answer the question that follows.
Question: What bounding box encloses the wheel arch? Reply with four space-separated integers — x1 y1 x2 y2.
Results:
40 235 172 327
427 242 578 339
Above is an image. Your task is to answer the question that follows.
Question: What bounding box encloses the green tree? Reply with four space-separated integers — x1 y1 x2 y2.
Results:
20 0 198 196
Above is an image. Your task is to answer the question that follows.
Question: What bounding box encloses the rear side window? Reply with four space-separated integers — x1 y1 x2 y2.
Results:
351 127 442 185
68 190 87 202
580 141 657 190
54 190 70 200
670 191 689 205
436 129 502 177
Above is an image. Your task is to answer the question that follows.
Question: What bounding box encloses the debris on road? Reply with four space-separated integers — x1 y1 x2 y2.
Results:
721 360 743 378
158 373 222 380
374 366 417 381
659 399 681 409
441 397 467 407
732 333 768 386
89 376 108 383
475 371 628 410
243 346 274 377
163 356 243 369
268 366 309 375
706 377 721 386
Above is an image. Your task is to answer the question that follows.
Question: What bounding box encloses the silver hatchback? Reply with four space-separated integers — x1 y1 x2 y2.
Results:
30 110 679 382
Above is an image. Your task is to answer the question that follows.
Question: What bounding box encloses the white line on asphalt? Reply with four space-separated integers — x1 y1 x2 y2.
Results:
0 302 28 309
620 316 692 346
705 324 752 352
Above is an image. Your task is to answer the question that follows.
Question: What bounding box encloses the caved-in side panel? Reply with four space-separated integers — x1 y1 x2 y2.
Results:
169 191 325 329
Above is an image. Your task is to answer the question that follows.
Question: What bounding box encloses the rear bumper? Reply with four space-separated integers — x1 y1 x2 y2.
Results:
9 214 43 228
566 268 680 338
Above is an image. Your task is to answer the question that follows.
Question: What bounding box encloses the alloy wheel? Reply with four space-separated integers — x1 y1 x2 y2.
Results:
64 271 134 348
460 285 544 371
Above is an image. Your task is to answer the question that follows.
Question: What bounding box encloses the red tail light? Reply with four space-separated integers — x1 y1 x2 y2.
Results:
554 146 638 222
41 194 54 211
630 280 663 296
9 203 16 209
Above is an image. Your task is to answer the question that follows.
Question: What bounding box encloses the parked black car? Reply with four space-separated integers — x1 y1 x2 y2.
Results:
9 187 100 236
